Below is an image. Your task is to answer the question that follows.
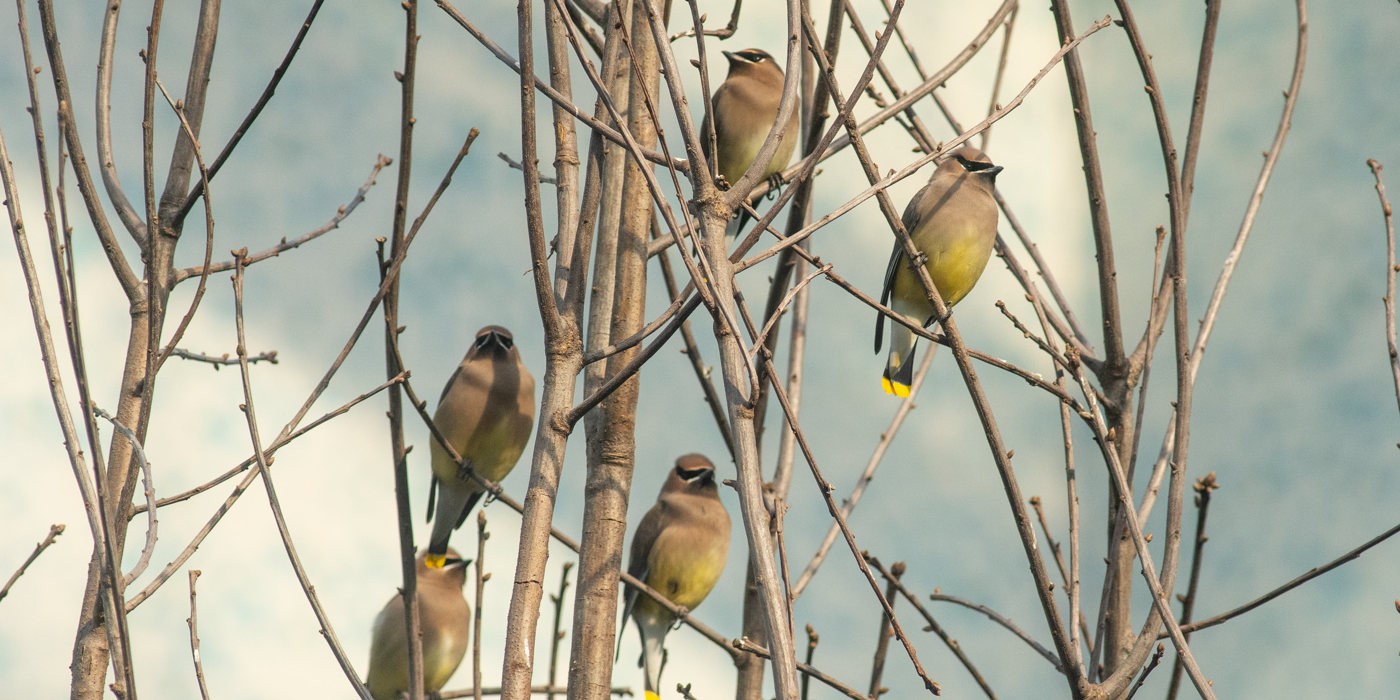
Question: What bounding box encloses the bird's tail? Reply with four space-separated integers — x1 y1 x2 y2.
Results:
425 485 482 569
637 613 669 700
882 321 918 397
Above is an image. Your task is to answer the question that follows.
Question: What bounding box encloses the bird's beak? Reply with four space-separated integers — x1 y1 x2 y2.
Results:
721 50 737 62
985 165 1004 177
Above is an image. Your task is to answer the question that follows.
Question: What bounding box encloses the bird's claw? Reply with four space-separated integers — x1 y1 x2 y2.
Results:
765 172 784 198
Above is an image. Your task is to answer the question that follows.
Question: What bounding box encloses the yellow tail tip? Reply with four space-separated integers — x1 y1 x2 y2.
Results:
645 692 660 700
424 553 447 569
881 376 911 397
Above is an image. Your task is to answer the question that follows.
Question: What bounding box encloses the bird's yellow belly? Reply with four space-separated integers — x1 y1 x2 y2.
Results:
892 229 993 315
636 547 726 617
431 417 528 485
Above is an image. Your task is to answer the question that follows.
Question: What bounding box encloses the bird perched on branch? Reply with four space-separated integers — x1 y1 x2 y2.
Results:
366 549 471 700
620 454 731 700
875 146 1003 397
705 48 799 239
425 325 534 568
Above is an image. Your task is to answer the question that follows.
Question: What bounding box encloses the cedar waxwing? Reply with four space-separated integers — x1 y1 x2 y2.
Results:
621 455 731 700
874 146 1003 397
705 48 800 237
425 326 535 568
366 550 471 700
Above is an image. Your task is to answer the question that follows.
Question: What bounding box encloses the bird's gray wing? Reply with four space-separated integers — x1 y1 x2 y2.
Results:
617 503 667 660
438 364 464 405
875 185 930 353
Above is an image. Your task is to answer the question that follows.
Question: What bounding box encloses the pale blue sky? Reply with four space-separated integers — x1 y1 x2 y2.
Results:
2 1 1399 698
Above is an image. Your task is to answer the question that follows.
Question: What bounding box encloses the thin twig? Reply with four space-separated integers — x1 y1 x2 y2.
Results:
980 4 1017 152
166 348 279 368
790 349 934 599
547 563 572 700
175 155 392 282
151 74 217 373
929 592 1061 672
187 570 212 700
0 524 65 604
1063 355 1215 699
498 152 558 184
755 340 941 694
231 251 372 699
802 625 818 700
1123 644 1164 700
669 0 741 40
175 0 328 225
867 561 904 699
867 560 1004 698
1027 497 1092 655
731 638 868 700
653 221 736 459
130 373 403 516
94 0 147 245
438 686 631 699
1165 473 1218 700
1369 159 1400 416
92 407 158 586
474 511 489 700
1175 519 1400 637
383 2 424 693
1136 0 1308 529
747 263 830 365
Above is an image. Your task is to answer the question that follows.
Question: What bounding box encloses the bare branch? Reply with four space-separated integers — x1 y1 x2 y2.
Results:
167 348 279 368
790 349 934 599
1137 0 1308 524
230 251 372 699
151 74 218 373
436 0 688 172
1123 644 1164 700
176 0 329 225
1 117 139 695
1369 159 1400 416
176 154 392 282
35 0 143 300
1175 518 1400 637
91 407 158 587
928 593 1059 670
474 511 489 700
499 152 558 184
1165 473 1218 700
129 372 402 517
0 524 65 605
187 571 213 700
868 558 1003 698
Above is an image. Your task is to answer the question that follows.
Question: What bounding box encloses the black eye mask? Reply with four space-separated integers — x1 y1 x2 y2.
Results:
476 332 514 350
956 155 995 173
676 466 713 482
